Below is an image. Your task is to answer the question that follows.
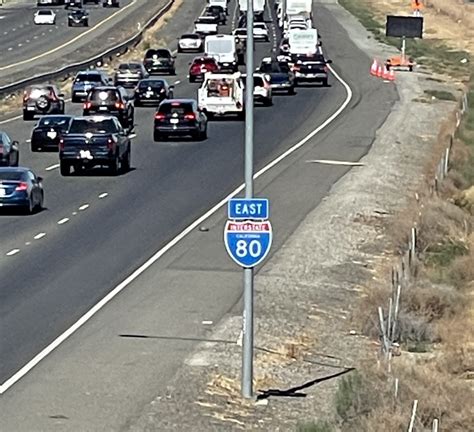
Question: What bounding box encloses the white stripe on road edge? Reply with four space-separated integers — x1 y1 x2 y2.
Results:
0 64 352 394
6 249 20 256
78 204 89 211
57 218 69 225
33 233 46 240
0 0 137 72
45 164 60 171
307 159 365 166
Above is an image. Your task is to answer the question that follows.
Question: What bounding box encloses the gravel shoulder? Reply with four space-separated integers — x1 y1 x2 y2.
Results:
127 1 462 431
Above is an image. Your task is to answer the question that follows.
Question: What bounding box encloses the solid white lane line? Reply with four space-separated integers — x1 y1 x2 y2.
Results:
0 64 353 395
33 233 46 240
57 218 69 225
98 192 108 199
0 0 137 72
78 204 89 211
45 164 59 171
6 249 20 256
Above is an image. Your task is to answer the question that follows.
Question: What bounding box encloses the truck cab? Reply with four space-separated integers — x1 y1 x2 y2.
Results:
198 72 245 119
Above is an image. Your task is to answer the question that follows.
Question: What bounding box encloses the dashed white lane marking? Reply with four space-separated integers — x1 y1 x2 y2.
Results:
57 218 69 225
7 47 12 51
0 0 138 72
25 242 31 246
6 249 20 257
202 320 213 325
18 43 22 47
174 80 181 85
98 192 108 199
33 233 46 240
78 204 89 211
45 164 59 171
72 211 78 216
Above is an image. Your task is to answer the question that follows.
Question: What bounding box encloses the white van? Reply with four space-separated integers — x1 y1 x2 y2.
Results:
205 34 238 72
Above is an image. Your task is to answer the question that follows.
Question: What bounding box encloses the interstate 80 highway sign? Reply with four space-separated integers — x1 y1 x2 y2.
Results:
224 220 273 268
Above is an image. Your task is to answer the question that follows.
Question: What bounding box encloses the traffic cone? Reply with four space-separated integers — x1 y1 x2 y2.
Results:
388 68 395 81
382 66 390 80
376 64 384 78
370 59 378 76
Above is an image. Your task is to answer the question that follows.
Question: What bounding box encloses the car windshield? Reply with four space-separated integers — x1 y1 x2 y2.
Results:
255 23 266 29
38 10 53 15
181 34 200 39
138 80 165 89
75 73 102 83
254 77 264 87
0 171 23 181
193 58 215 65
197 17 215 22
235 29 246 35
206 39 233 54
69 118 117 134
38 117 70 129
27 87 52 98
118 64 142 71
158 102 193 115
89 90 118 103
260 62 290 73
145 49 170 58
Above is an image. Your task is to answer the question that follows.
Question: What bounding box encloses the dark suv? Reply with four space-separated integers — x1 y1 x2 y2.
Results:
83 86 134 128
143 49 176 75
23 85 65 121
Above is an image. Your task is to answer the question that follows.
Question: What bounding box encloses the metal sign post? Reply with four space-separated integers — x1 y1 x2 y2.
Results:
242 0 255 399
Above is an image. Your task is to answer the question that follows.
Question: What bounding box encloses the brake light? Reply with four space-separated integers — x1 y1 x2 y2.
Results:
107 138 115 149
50 91 58 102
184 113 196 120
59 139 64 150
115 102 125 109
83 101 92 109
293 65 300 72
324 66 329 73
15 182 28 191
23 91 28 102
0 145 3 155
155 113 166 120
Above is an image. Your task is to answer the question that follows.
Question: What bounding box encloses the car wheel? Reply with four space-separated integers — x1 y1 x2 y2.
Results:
170 69 176 75
322 79 328 87
71 95 79 103
24 198 34 215
189 76 195 83
153 131 161 142
121 148 131 172
264 98 273 106
201 127 208 140
288 87 296 95
31 143 40 152
60 161 71 176
23 111 34 121
109 155 119 175
36 192 44 212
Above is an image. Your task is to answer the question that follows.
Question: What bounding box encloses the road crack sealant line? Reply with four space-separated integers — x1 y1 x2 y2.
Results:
0 65 353 394
0 0 175 98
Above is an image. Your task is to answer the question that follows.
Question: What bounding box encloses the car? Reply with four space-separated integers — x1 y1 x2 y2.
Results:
232 28 247 41
37 0 63 5
68 8 89 26
177 33 204 53
253 22 269 42
257 57 295 95
72 70 112 103
23 85 65 120
0 131 19 167
114 62 148 88
30 115 73 152
103 0 119 6
83 86 134 128
0 167 44 214
193 16 218 36
279 37 290 55
188 56 219 83
204 5 226 25
65 0 83 8
83 0 99 4
200 10 220 26
59 116 133 176
242 73 273 106
134 78 173 106
33 9 56 25
293 54 332 86
154 99 208 141
143 48 176 75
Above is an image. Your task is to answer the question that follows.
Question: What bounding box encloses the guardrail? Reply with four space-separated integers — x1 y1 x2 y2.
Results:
0 0 174 98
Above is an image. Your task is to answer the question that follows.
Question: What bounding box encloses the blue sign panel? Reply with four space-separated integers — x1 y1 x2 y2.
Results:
228 198 269 220
224 220 273 268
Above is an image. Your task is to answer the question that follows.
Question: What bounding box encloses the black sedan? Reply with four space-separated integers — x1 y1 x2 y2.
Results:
68 8 89 27
134 78 174 106
154 99 207 141
30 115 73 152
0 167 44 214
0 131 20 167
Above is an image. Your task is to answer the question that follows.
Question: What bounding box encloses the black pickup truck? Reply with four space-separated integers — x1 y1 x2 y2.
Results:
59 116 133 176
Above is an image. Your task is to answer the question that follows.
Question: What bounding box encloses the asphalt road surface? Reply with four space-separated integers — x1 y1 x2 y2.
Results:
0 0 396 408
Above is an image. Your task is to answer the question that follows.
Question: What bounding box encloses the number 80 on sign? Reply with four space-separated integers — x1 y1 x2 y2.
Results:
224 220 273 268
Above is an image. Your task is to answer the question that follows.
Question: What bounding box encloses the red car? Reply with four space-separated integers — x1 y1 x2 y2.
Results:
188 57 219 83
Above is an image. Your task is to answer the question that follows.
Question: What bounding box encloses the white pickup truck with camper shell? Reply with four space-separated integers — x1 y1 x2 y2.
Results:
198 72 245 119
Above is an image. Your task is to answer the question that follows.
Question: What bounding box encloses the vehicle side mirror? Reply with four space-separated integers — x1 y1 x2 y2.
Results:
37 176 43 182
169 85 175 90
58 93 65 98
12 140 19 146
326 59 333 64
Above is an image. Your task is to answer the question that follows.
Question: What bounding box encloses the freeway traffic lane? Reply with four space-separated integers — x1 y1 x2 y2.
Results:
0 0 351 386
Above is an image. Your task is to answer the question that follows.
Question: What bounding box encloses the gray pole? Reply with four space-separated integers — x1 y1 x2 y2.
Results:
242 0 255 399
